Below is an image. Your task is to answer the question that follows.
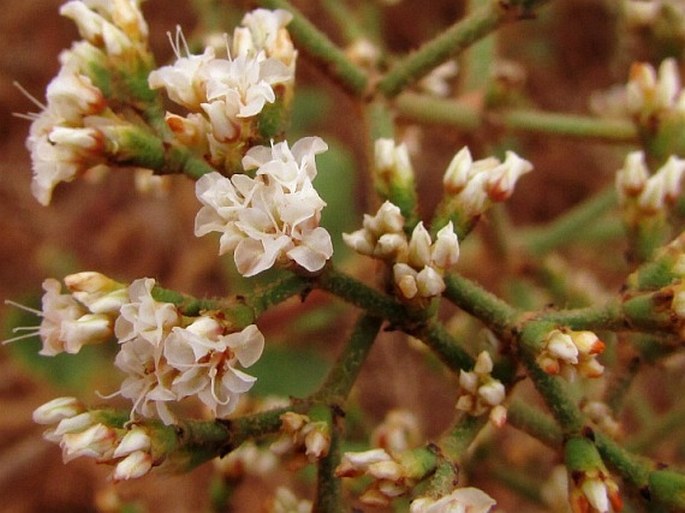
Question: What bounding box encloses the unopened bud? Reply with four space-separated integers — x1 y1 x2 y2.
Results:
33 397 85 425
112 450 153 481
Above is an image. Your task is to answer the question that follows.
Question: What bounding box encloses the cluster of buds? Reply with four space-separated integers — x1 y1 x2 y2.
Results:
114 278 265 424
270 412 331 464
616 151 685 214
343 200 460 302
33 397 155 481
625 59 685 121
4 272 127 356
409 487 496 513
536 329 605 380
455 351 507 427
336 448 417 507
148 9 296 172
623 1 685 40
194 137 333 277
442 146 533 217
371 409 423 454
565 437 623 513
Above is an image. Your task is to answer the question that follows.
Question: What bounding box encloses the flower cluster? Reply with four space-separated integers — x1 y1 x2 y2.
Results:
4 272 127 356
455 351 507 427
616 150 685 214
536 329 605 380
148 9 296 171
343 201 460 301
22 0 161 205
336 448 416 507
194 137 333 277
114 278 265 424
8 273 266 426
443 146 534 215
270 412 331 464
613 58 685 125
409 487 497 513
33 397 154 481
569 467 623 513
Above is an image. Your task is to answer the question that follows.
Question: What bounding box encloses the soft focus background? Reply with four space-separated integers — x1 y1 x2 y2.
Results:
0 1 673 512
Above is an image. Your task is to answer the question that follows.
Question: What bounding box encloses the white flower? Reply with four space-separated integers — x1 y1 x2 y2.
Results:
431 222 460 270
115 335 177 425
164 322 265 418
64 271 128 314
626 58 685 116
375 138 414 186
616 151 649 199
537 329 605 380
195 137 332 276
238 9 296 67
148 46 216 110
409 487 496 513
114 278 179 346
244 137 328 191
60 0 147 55
485 150 534 201
456 351 507 425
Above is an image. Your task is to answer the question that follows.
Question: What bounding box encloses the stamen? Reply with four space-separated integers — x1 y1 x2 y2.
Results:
2 330 40 345
4 299 43 316
168 25 190 59
13 81 47 110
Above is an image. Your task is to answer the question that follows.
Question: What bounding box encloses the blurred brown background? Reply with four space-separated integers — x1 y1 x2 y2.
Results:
0 1 636 511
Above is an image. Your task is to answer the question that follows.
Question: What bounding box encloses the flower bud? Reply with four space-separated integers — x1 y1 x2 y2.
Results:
33 397 85 425
112 450 153 481
443 147 473 194
431 222 460 270
408 222 432 268
60 423 117 463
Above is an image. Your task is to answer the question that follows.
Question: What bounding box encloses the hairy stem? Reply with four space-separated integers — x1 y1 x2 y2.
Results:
257 0 368 96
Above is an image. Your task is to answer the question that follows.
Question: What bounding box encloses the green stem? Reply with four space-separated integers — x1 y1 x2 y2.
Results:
507 400 563 448
497 109 638 142
409 320 475 372
521 187 619 256
594 432 653 491
438 414 487 463
257 0 368 97
321 0 365 43
395 93 638 143
153 273 310 327
395 93 481 130
314 409 344 513
443 273 518 337
519 324 585 434
313 314 383 402
315 266 408 325
378 1 551 98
